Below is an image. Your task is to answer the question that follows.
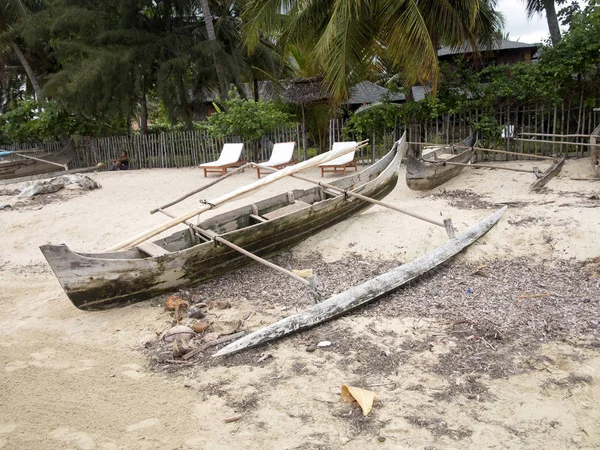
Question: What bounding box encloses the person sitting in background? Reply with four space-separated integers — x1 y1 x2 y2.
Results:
109 151 129 171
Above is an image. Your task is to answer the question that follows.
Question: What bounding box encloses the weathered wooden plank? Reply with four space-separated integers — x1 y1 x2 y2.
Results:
213 206 508 356
137 242 170 257
262 201 310 220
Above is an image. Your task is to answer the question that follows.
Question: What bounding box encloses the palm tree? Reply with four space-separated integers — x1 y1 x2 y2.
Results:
242 0 504 102
30 0 283 130
524 0 561 44
0 0 44 99
199 0 229 98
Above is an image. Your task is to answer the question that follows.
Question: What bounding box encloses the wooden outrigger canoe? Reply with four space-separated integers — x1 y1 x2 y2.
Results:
40 137 407 310
0 141 75 181
214 206 507 356
591 124 600 178
406 134 477 191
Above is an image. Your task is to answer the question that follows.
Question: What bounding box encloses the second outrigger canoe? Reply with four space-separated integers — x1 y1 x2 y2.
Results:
406 134 477 191
41 135 407 310
0 141 75 181
591 124 600 178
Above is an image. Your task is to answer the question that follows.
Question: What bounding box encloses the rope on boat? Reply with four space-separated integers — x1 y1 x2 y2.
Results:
199 199 216 209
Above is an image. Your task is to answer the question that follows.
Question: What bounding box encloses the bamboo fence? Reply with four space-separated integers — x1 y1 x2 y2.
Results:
5 101 598 169
330 101 599 163
5 125 303 171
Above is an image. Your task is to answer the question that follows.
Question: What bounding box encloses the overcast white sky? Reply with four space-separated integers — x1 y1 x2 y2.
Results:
498 0 586 43
498 0 551 43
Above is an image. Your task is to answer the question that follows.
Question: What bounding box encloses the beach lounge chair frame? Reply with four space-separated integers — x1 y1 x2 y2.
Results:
319 141 358 177
255 142 297 178
199 143 244 177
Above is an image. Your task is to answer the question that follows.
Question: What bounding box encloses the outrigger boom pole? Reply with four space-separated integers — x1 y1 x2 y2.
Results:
253 164 456 239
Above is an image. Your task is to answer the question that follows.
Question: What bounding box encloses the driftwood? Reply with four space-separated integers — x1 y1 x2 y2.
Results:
18 174 101 198
106 141 369 251
213 206 507 356
182 331 246 360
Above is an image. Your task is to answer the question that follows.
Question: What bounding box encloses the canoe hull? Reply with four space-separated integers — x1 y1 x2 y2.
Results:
592 124 600 177
41 138 405 310
0 142 75 180
406 148 475 191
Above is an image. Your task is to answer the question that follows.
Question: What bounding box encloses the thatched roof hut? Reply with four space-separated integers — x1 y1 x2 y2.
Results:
283 77 331 105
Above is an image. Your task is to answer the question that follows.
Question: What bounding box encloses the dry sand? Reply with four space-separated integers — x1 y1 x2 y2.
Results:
0 157 599 449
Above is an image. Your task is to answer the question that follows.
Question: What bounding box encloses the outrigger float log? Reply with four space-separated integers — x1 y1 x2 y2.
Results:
214 206 507 357
451 145 566 191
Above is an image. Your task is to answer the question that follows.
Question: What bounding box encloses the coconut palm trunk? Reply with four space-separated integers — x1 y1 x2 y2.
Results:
525 0 561 45
1 1 45 100
544 0 561 44
200 0 228 98
9 40 43 100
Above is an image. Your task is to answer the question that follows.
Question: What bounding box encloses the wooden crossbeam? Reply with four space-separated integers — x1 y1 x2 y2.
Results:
155 209 320 300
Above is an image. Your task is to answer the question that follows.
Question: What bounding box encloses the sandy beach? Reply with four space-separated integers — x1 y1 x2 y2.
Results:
1 157 599 449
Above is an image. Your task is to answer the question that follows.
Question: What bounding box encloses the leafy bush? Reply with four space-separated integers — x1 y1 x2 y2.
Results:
201 92 292 141
0 100 128 144
343 102 401 140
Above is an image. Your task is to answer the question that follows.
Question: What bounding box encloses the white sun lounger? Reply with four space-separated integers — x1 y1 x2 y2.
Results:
255 142 297 178
199 143 244 177
319 141 358 177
